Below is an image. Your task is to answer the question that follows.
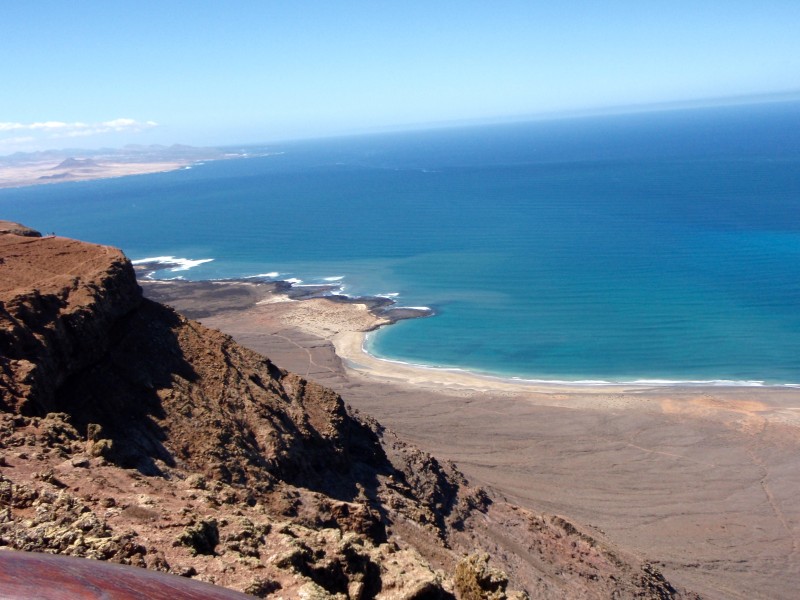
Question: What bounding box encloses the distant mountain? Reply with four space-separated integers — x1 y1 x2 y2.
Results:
0 144 231 166
52 157 101 169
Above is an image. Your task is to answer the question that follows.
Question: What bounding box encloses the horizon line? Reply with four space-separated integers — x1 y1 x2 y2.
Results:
252 89 800 147
4 89 799 158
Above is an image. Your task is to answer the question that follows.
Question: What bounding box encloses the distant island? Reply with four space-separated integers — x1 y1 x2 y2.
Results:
0 144 245 188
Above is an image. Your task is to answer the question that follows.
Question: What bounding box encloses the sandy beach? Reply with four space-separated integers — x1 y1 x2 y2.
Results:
0 160 190 189
142 279 800 599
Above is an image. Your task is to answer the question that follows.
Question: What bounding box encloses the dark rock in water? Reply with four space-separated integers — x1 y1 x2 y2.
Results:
382 306 435 322
286 283 342 300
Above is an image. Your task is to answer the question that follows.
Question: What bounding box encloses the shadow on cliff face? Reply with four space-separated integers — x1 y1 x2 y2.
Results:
12 282 465 548
50 298 398 509
56 301 190 475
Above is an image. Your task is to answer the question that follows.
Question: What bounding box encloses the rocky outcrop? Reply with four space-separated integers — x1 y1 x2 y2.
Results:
0 223 695 599
0 229 141 415
0 221 41 237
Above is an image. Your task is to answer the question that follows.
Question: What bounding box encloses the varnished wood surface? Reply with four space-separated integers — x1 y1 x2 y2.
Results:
0 551 254 599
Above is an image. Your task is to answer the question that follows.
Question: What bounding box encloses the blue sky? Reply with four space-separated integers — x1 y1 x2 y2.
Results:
1 1 799 152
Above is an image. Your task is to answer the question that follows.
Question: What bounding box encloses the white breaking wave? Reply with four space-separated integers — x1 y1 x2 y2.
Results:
169 258 214 272
244 272 280 279
131 256 214 272
322 276 345 282
131 255 179 264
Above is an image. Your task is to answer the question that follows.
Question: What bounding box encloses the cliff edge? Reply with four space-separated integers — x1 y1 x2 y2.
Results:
0 223 695 599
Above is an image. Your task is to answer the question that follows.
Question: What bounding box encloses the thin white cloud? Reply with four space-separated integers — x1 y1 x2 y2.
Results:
29 121 74 130
0 118 159 151
0 118 157 135
103 118 137 129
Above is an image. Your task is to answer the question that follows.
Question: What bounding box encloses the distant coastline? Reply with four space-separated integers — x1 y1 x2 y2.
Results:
0 144 243 189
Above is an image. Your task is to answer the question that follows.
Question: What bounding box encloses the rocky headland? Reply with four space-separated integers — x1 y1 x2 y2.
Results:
0 221 695 598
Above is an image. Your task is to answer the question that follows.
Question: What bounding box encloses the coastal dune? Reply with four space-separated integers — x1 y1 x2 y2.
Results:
143 279 800 600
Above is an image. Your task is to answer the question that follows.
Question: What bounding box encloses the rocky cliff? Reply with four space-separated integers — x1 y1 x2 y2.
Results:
0 222 695 599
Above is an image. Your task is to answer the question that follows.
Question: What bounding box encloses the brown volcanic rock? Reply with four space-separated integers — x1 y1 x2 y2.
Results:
0 226 695 599
0 231 141 415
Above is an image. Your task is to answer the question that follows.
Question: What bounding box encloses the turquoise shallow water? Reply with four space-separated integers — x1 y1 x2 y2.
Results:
2 101 800 384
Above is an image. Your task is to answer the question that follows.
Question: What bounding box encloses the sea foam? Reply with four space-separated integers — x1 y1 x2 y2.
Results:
131 256 214 272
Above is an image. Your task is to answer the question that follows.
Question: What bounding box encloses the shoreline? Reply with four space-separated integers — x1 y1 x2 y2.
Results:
138 268 800 394
342 329 799 391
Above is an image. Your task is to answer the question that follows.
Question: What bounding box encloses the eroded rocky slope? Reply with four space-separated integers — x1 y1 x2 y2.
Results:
0 222 695 599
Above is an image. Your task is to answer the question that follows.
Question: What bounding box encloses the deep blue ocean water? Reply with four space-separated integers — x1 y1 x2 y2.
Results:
2 101 800 385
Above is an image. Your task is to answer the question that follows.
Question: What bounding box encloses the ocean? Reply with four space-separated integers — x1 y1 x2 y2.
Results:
3 101 800 385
